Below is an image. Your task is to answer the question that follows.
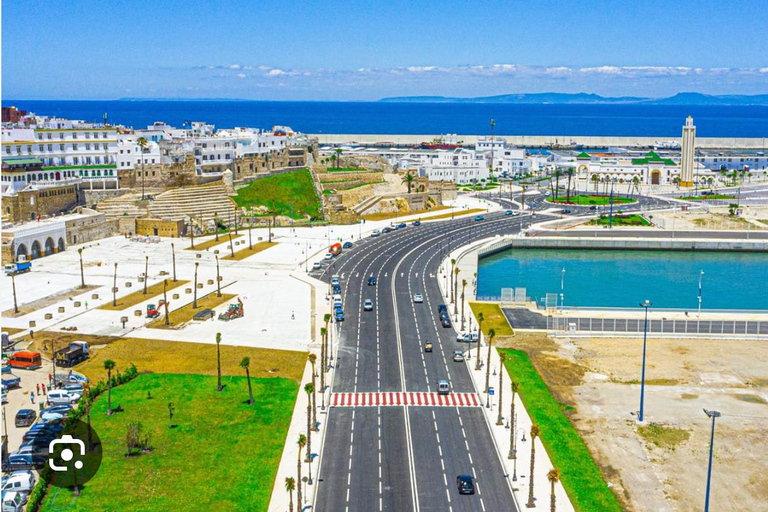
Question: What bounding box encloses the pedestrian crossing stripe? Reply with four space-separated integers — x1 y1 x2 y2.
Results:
329 391 480 408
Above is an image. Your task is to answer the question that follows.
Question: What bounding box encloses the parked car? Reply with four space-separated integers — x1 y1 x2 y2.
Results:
367 275 377 286
1 470 36 495
27 422 63 435
335 307 345 322
42 403 72 414
363 300 374 311
1 490 28 512
412 293 423 303
474 215 484 221
331 276 340 286
14 409 36 427
312 261 323 270
40 410 66 423
3 452 45 471
371 229 381 237
437 304 448 314
424 340 433 353
342 241 353 249
456 474 475 495
437 380 451 395
193 308 215 321
457 331 479 343
453 350 465 362
22 429 57 444
332 284 342 294
589 205 597 210
46 389 80 405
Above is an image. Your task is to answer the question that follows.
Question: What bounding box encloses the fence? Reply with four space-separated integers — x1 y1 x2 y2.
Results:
547 315 768 337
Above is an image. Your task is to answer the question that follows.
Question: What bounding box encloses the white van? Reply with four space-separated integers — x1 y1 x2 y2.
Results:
332 294 343 303
437 380 451 395
1 471 36 494
47 389 80 405
1 491 27 512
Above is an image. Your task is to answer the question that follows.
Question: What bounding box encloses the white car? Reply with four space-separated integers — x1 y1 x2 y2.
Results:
46 389 81 405
370 230 381 237
363 299 373 311
452 350 465 362
40 410 66 423
312 261 323 270
1 491 27 512
324 253 334 260
413 293 423 303
456 331 479 343
1 471 36 494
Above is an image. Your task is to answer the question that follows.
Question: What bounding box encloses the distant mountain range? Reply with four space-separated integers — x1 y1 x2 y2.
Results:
379 92 768 106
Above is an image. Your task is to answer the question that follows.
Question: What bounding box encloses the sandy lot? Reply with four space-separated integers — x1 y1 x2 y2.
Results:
498 333 768 512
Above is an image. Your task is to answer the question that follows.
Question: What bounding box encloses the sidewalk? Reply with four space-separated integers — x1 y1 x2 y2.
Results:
444 245 576 512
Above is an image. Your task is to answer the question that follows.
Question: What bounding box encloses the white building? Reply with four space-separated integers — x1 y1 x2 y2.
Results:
581 151 711 187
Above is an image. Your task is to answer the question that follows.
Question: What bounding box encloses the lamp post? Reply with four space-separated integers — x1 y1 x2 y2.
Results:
560 268 566 312
703 409 721 512
698 270 704 318
638 299 652 422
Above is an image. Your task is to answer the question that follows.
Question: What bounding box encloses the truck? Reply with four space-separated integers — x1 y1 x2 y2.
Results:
329 243 342 257
4 259 31 276
54 341 90 368
2 373 21 389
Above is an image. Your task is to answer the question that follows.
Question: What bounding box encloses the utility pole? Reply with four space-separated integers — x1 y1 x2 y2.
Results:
193 262 199 308
703 409 721 512
11 274 19 314
78 248 85 288
638 300 652 422
112 263 118 307
698 270 704 317
163 279 170 326
216 256 222 297
171 243 177 282
143 256 149 294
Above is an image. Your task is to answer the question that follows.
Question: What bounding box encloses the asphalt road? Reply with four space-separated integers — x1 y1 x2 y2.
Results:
314 211 534 512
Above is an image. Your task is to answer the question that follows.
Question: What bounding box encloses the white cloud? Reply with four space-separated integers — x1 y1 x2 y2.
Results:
228 64 242 70
761 67 768 73
268 69 286 76
236 73 246 79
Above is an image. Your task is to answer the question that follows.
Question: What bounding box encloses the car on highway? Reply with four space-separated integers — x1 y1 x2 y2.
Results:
437 379 451 395
413 293 423 303
474 215 484 221
457 475 475 494
312 261 323 270
382 226 392 233
324 253 334 260
512 210 522 216
504 209 513 215
437 304 448 314
14 409 36 427
412 220 421 226
193 308 215 321
363 299 373 311
440 316 452 328
396 223 406 229
342 241 353 249
367 275 377 286
589 205 598 210
424 341 433 352
371 229 381 237
452 350 464 362
561 208 572 214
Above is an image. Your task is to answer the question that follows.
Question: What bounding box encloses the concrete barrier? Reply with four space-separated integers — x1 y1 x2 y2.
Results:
134 309 142 317
91 294 99 299
29 320 36 328
126 282 132 288
214 249 220 255
45 313 53 320
173 293 179 300
185 288 192 294
197 283 204 289
207 279 214 285
58 307 65 313
196 253 201 259
74 301 81 307
138 277 144 283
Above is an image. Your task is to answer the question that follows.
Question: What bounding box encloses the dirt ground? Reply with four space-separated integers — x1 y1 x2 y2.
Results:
498 333 768 512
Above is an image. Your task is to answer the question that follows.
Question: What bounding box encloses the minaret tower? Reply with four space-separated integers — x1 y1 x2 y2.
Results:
680 116 696 187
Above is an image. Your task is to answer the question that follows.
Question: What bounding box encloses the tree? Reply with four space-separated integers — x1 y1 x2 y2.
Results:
548 468 561 512
508 381 519 459
215 333 223 391
104 359 116 415
240 357 254 405
304 382 314 462
247 207 254 250
137 137 148 200
334 148 343 169
228 229 235 258
527 424 541 508
450 259 457 303
84 382 93 450
163 279 170 326
214 212 220 241
496 351 506 424
565 168 574 203
460 279 467 331
78 248 85 288
297 434 307 506
553 169 562 200
216 255 222 297
475 313 484 370
484 329 496 395
453 267 460 315
112 262 118 307
193 262 199 308
401 171 416 194
591 174 600 192
308 354 318 430
285 477 296 512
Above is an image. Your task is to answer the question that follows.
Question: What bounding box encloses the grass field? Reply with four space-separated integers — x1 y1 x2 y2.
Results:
551 194 636 205
146 292 236 329
468 302 514 336
98 280 189 311
588 214 651 227
40 373 298 512
499 349 622 512
234 169 322 220
186 234 242 251
323 167 369 173
74 337 306 383
223 241 277 261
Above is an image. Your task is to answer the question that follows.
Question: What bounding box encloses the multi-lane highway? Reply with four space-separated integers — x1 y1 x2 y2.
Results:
314 209 538 512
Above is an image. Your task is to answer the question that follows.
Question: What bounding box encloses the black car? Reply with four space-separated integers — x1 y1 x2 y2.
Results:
382 226 392 233
457 475 475 495
15 409 37 427
343 241 353 249
561 208 572 214
332 284 342 294
193 308 215 321
589 205 597 210
22 429 58 443
3 453 46 471
368 276 377 286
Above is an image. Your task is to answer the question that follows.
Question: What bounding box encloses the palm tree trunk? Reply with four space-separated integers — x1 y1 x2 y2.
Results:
311 363 318 430
306 402 312 462
107 370 113 415
297 454 303 506
551 481 556 512
484 338 493 393
508 389 516 459
527 440 537 507
475 320 482 371
289 490 294 512
246 368 254 405
496 363 504 425
216 344 222 391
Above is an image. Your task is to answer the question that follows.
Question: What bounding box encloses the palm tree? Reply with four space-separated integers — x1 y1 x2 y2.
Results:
297 434 306 506
484 329 496 395
84 382 93 450
496 351 506 425
450 259 457 303
214 212 220 241
215 333 223 391
632 176 641 197
189 216 196 249
453 267 460 315
548 468 561 512
475 312 484 370
240 357 254 405
308 354 318 430
565 168 574 202
304 383 314 462
401 172 416 194
285 477 296 512
193 262 199 308
334 148 343 169
527 424 541 508
78 248 85 288
591 174 599 192
112 262 118 307
508 380 519 459
553 169 562 200
104 359 116 415
137 136 148 200
460 279 467 331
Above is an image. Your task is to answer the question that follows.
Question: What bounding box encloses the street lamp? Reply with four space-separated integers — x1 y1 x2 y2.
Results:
703 409 721 512
560 268 566 312
698 270 704 317
638 299 652 422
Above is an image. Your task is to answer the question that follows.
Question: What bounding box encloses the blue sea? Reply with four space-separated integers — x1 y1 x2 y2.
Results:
4 100 768 138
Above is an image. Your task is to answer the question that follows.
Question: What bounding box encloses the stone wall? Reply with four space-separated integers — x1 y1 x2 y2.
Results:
233 146 309 181
81 188 131 207
65 209 117 245
1 232 14 265
118 155 197 190
3 184 79 223
135 218 186 237
334 155 394 173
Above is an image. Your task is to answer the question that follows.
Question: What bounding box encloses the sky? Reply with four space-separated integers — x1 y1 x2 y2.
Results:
2 0 767 100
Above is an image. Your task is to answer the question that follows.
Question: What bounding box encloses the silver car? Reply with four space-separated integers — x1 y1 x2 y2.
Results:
363 299 373 311
453 350 464 362
413 293 423 303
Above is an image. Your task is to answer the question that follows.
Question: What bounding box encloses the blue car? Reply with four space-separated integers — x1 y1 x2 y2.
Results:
397 223 406 229
335 307 345 322
505 210 513 216
474 215 484 221
412 220 421 226
342 241 353 249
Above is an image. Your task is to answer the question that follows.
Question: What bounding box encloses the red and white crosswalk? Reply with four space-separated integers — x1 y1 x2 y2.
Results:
329 391 481 408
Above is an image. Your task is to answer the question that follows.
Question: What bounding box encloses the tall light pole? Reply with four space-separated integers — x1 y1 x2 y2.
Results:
638 299 652 422
703 409 721 512
698 270 704 317
560 268 566 312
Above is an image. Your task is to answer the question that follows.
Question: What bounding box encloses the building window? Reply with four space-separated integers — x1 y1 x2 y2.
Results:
72 144 78 150
72 133 77 139
85 132 90 139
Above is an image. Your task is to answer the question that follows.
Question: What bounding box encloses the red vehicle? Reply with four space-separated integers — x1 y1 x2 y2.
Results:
8 351 42 370
329 243 342 257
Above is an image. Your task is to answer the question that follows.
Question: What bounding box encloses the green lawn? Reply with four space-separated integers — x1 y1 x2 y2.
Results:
499 349 622 512
234 169 322 219
589 214 651 227
41 373 297 512
551 194 636 205
469 302 514 336
679 194 737 201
